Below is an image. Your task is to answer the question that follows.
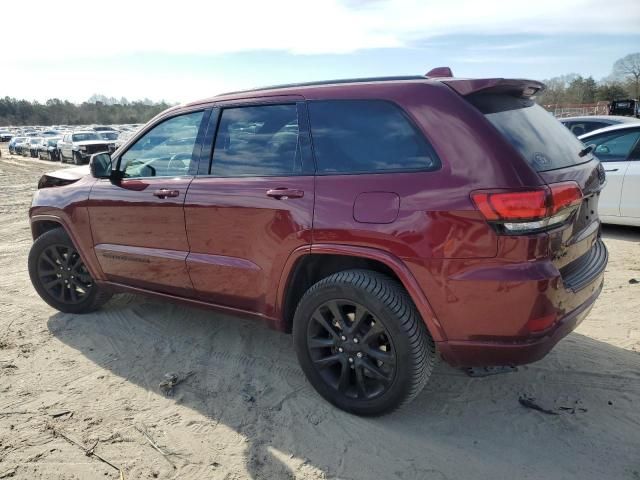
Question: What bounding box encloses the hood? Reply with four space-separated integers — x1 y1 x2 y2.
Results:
37 165 90 189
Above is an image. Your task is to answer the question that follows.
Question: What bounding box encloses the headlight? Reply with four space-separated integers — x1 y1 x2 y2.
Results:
80 146 87 151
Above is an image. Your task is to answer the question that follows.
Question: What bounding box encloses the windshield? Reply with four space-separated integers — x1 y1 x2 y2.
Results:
99 132 118 140
72 133 101 142
469 94 591 172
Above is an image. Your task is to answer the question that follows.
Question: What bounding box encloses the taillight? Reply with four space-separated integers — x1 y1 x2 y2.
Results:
471 182 582 234
549 182 582 215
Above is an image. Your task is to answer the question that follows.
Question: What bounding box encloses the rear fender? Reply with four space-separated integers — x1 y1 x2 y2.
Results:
277 243 446 341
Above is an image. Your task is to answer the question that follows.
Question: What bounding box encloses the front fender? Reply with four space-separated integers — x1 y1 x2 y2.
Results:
30 176 105 281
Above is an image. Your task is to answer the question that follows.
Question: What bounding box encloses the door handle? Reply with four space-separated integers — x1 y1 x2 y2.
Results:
604 168 618 172
266 188 304 200
153 189 180 198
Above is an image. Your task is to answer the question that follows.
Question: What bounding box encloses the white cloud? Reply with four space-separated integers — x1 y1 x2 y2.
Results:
4 0 639 101
6 0 640 60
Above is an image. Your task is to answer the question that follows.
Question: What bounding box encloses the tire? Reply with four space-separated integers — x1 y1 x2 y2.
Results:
28 228 112 314
73 152 82 165
293 269 436 416
60 150 66 163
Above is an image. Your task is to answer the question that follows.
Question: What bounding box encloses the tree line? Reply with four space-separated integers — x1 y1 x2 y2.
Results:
0 97 173 127
536 52 639 106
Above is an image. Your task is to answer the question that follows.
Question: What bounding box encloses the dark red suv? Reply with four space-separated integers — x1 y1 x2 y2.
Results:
28 70 607 415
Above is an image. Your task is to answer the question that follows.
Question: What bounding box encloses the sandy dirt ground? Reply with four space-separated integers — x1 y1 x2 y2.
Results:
0 146 639 480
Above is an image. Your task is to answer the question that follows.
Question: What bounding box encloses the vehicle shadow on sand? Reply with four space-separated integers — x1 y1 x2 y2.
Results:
47 293 640 480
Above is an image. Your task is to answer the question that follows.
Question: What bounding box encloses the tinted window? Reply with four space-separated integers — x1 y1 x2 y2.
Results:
470 94 590 172
582 122 609 134
308 100 438 174
120 111 204 178
588 129 640 162
211 104 302 177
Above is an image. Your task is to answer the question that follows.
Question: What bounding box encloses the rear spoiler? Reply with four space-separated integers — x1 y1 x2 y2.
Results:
440 78 545 98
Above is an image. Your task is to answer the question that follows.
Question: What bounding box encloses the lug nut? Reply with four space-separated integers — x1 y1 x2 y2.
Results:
357 352 363 358
353 338 359 344
338 347 343 353
348 357 354 363
340 335 347 341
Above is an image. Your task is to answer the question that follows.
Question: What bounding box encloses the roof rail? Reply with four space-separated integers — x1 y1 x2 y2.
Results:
217 75 427 96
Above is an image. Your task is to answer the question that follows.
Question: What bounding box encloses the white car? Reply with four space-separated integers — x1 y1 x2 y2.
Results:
580 123 640 227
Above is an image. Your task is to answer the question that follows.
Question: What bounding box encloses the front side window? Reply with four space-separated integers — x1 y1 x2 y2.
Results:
308 100 439 174
589 129 640 162
119 111 204 178
211 104 302 177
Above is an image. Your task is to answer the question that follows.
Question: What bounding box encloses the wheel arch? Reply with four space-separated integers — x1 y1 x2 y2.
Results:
30 214 105 282
277 244 446 341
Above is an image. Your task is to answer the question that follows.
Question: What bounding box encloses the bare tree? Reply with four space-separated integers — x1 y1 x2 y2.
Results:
613 53 640 98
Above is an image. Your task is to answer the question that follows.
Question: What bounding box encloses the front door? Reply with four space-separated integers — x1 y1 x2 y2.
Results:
87 109 208 296
620 136 640 219
184 102 315 316
591 128 640 217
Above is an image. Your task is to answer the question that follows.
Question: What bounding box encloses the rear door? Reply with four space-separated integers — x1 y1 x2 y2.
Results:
184 101 315 315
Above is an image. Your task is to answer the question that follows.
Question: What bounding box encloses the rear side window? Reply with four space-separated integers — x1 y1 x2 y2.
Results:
470 94 589 172
308 100 439 174
211 104 302 177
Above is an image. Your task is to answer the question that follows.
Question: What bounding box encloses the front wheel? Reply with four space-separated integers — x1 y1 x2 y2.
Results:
28 228 112 314
73 152 82 165
293 270 436 416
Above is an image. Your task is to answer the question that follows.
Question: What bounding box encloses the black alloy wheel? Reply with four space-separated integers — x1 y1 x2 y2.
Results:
36 244 93 304
28 228 112 313
307 299 396 400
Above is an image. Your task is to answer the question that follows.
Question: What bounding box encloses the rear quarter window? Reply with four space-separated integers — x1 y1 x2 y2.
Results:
308 100 440 174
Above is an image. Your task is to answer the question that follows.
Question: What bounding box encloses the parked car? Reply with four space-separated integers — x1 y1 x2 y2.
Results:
28 71 607 415
27 137 42 157
97 131 119 153
609 99 638 117
58 131 116 164
38 137 62 161
0 130 13 142
560 115 640 136
8 136 27 154
580 123 640 226
40 130 61 137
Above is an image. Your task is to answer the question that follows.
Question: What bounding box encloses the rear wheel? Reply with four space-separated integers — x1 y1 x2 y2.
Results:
293 269 435 416
28 228 112 313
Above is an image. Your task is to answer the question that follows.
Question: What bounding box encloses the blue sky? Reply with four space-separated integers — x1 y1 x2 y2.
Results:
5 0 640 103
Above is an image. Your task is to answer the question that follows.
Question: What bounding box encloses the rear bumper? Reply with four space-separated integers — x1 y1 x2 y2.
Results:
436 277 603 367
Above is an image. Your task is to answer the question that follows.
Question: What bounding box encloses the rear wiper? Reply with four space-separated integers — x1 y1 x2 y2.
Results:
579 144 595 157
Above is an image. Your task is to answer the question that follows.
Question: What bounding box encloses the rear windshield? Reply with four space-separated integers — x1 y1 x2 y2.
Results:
469 94 590 172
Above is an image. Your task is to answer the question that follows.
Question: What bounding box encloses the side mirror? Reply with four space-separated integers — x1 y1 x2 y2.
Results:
89 152 113 179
